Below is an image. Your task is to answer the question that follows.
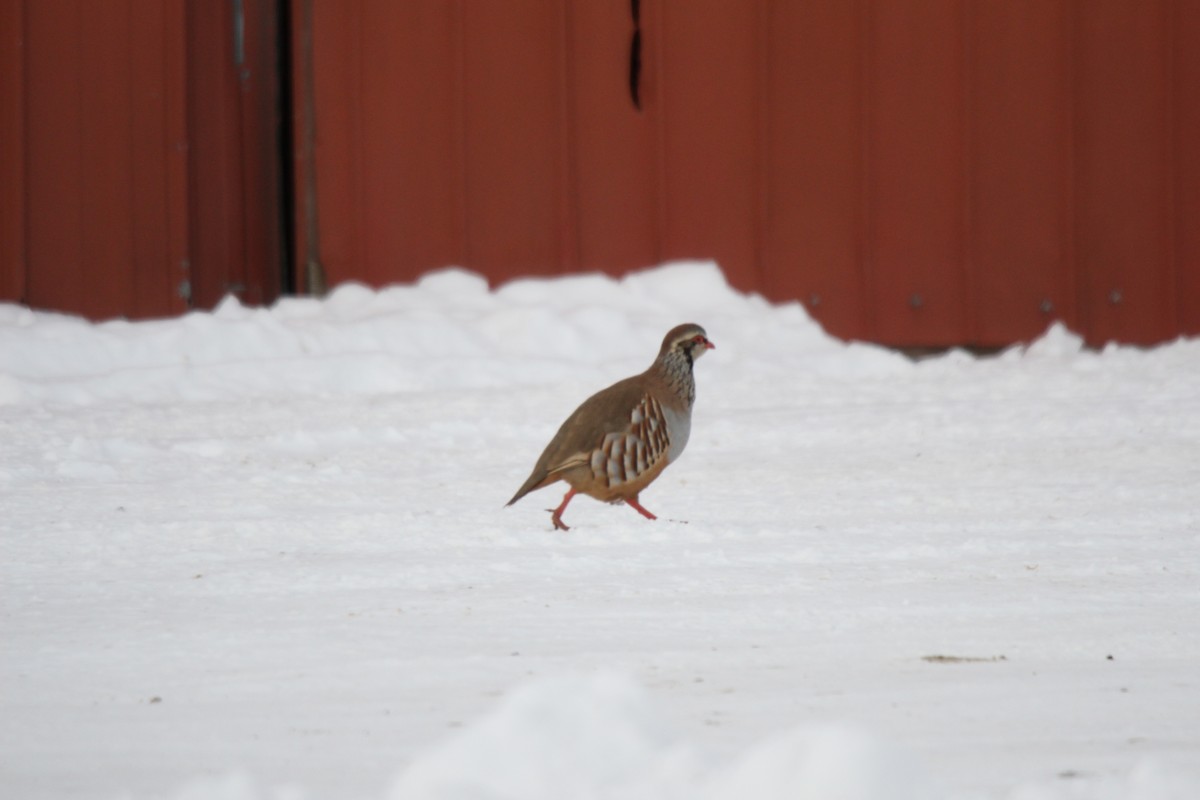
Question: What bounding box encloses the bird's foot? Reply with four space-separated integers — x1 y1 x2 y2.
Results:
624 496 657 521
548 488 576 531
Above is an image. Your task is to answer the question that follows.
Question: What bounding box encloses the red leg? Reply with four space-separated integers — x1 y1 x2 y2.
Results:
549 488 577 531
624 495 657 521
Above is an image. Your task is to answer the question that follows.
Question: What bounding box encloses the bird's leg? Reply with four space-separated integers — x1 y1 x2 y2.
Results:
624 494 657 521
549 488 577 531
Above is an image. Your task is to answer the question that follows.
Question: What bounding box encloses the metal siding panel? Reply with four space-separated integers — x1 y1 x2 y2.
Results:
462 0 563 280
1074 0 1174 346
569 0 658 274
764 0 867 341
26 0 189 319
868 0 967 346
129 0 188 317
295 2 1194 347
0 0 24 303
658 0 761 293
359 1 460 285
164 0 189 316
187 0 243 309
970 0 1072 344
310 0 364 289
78 0 135 317
26 0 87 315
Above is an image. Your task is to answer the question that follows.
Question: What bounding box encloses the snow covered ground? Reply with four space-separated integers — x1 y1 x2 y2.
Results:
2 262 1198 800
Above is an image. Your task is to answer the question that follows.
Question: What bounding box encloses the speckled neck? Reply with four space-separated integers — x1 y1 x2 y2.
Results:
657 349 696 409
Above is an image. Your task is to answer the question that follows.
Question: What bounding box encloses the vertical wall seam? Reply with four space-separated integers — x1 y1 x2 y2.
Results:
14 0 29 301
20 0 30 301
1056 0 1071 333
653 0 668 266
151 0 165 313
557 1 579 272
353 1 365 278
857 0 875 340
1163 0 1178 332
1066 0 1086 341
159 1 170 311
171 0 188 311
125 0 137 311
961 0 976 344
756 0 771 295
71 5 84 298
298 0 323 295
234 0 251 297
453 0 469 268
241 0 259 299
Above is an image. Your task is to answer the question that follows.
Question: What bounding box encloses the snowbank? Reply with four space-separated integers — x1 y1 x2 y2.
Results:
0 262 905 406
3 263 1199 800
166 672 1198 800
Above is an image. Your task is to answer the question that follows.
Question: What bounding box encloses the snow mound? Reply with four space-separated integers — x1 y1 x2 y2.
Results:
389 672 929 800
1022 322 1087 359
389 672 691 800
158 673 1200 800
1 261 900 406
9 260 1192 408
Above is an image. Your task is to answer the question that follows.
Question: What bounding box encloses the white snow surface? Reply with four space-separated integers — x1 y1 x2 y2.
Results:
2 262 1199 800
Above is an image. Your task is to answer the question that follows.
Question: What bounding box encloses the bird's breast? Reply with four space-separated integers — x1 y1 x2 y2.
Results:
661 402 691 463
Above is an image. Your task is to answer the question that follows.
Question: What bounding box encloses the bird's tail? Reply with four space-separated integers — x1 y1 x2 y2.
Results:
506 470 548 507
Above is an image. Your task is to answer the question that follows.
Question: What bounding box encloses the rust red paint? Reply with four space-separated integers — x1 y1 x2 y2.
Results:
3 0 280 320
2 1 1197 347
301 0 1198 347
18 0 188 319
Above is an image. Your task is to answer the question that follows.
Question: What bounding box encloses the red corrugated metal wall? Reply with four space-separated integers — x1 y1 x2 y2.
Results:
296 0 1200 347
1 0 190 319
0 0 284 320
3 1 1197 347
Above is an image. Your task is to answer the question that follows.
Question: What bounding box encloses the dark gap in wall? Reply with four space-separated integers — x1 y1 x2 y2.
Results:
275 0 297 295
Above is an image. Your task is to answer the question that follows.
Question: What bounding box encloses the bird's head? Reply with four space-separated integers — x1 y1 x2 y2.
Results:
660 323 715 366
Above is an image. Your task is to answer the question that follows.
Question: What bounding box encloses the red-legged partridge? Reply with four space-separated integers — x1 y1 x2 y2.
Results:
507 323 715 530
